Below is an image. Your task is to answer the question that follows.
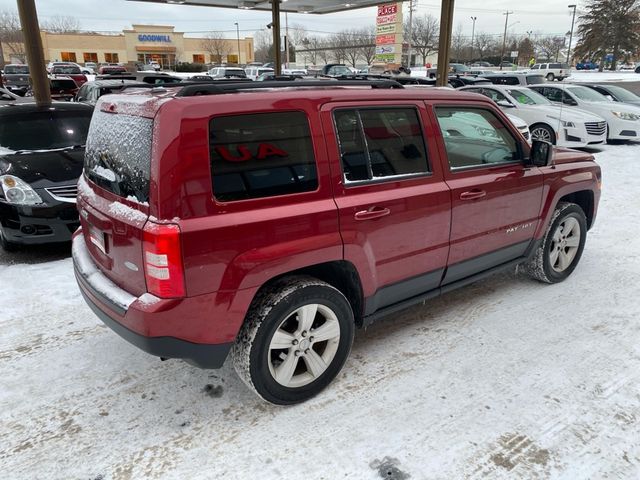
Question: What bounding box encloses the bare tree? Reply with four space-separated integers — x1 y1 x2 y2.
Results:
408 14 439 64
474 32 496 61
536 35 565 61
451 24 467 62
300 35 323 66
329 34 348 63
0 10 26 63
356 26 376 66
40 15 81 33
253 29 272 63
341 30 361 68
201 32 233 64
317 39 331 65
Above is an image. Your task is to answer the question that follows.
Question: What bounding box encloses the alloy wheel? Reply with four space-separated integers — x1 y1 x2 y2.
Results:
268 303 341 388
549 216 581 272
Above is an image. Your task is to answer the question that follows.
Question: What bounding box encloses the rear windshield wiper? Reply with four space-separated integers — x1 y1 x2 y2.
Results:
14 144 86 155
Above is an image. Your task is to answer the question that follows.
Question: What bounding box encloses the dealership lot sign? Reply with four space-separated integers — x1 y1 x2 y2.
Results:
375 2 403 64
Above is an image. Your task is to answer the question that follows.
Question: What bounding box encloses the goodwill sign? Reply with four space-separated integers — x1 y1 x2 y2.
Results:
138 34 172 42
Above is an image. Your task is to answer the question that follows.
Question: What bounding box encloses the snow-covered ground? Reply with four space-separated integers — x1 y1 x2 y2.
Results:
1 144 640 480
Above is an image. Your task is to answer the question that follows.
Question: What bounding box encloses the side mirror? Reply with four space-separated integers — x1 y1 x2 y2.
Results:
563 98 578 106
497 100 514 108
529 140 554 167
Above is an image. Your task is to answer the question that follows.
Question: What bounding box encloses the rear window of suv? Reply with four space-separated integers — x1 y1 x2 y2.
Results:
209 111 318 202
84 110 153 203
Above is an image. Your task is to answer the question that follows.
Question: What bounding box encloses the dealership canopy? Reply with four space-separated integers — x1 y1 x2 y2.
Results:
128 0 395 14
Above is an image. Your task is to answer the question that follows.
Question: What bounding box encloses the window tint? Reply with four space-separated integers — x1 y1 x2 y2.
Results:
209 112 318 202
550 63 561 69
531 64 539 70
334 108 429 183
435 108 519 170
540 64 548 70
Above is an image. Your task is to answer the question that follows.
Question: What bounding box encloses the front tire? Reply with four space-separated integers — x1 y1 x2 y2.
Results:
530 124 557 145
521 202 587 283
232 276 354 405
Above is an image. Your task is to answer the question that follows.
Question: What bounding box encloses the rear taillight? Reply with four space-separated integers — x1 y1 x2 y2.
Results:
143 221 185 298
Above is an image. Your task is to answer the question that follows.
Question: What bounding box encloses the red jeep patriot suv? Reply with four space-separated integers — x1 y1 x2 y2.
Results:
73 80 601 404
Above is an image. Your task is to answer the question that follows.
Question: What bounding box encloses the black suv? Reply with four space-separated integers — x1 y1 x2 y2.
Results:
0 102 93 250
75 79 152 105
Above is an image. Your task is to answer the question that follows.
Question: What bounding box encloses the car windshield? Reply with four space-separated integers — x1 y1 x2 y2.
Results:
4 65 29 74
603 85 640 102
507 88 551 105
567 86 610 102
0 109 92 151
53 66 81 74
451 64 470 72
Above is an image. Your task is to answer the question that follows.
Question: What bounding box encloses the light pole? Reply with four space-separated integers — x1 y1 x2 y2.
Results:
470 16 477 63
234 22 241 64
407 0 416 67
567 4 577 65
500 11 513 70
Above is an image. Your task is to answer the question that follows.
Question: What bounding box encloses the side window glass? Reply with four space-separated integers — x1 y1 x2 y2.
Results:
531 64 539 70
334 108 430 183
545 88 563 103
209 111 318 202
540 64 547 70
435 108 518 170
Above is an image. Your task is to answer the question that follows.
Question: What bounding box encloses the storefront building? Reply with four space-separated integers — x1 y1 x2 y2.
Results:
11 24 254 67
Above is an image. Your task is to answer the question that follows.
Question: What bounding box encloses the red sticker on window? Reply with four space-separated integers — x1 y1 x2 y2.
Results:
215 143 289 162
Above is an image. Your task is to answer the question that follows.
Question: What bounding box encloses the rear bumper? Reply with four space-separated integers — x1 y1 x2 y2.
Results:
72 232 233 368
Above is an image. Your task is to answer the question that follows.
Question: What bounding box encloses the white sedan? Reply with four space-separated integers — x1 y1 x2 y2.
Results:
459 84 607 147
529 84 640 142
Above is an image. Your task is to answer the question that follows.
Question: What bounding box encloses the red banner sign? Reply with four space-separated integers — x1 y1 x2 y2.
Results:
377 4 398 16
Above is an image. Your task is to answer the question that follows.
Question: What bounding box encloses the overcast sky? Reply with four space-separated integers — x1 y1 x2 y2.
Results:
1 0 582 40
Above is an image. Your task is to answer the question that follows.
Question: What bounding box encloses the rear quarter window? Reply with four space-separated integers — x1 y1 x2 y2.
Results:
209 111 318 202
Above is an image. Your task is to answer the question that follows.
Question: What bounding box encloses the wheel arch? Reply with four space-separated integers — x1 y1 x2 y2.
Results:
248 260 365 327
558 190 595 229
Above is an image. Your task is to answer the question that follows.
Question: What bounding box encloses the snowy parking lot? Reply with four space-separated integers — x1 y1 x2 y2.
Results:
1 142 640 479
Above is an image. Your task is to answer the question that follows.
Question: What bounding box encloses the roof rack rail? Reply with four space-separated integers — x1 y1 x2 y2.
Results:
175 79 403 97
333 74 436 86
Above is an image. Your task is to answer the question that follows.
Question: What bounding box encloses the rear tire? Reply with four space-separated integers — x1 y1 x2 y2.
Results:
232 276 354 405
521 202 587 283
546 73 555 81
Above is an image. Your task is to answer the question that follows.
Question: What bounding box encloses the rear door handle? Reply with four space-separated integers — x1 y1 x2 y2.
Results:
354 207 391 221
459 190 487 200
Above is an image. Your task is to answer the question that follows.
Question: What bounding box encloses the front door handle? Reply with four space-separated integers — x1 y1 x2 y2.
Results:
459 189 487 200
354 207 391 221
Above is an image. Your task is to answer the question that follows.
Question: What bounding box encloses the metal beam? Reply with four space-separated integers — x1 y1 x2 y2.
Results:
271 0 281 75
17 0 50 106
435 0 454 87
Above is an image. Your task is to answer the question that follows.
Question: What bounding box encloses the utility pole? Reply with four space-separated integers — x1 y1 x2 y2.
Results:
470 16 477 63
566 4 577 65
234 22 241 64
499 11 513 70
17 0 50 106
271 0 282 75
436 0 455 86
285 11 290 69
406 0 416 67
